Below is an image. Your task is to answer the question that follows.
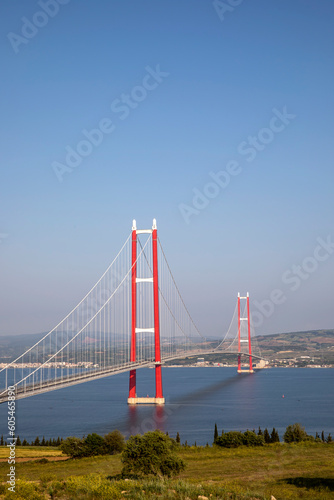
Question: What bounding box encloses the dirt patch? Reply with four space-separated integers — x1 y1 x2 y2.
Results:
0 456 68 463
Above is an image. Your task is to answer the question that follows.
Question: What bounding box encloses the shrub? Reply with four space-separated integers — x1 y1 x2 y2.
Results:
283 423 309 443
242 430 264 446
215 431 244 448
66 475 121 499
215 430 264 448
4 479 45 500
84 433 105 456
103 430 125 454
60 436 87 458
61 430 125 458
121 430 185 478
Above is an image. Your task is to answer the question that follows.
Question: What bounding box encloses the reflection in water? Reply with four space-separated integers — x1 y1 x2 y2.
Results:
171 371 248 406
126 403 174 437
124 372 249 438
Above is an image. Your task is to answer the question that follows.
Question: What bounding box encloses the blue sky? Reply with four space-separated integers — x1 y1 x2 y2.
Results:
0 0 333 337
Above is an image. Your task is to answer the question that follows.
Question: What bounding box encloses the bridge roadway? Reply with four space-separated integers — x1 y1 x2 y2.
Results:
0 349 263 403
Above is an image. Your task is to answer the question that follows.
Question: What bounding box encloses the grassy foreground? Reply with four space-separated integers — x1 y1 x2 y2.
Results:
0 442 334 499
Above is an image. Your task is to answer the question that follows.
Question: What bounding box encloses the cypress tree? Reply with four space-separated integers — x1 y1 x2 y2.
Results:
263 428 271 444
214 423 219 443
34 436 40 446
22 439 28 446
16 436 21 446
41 436 46 446
327 433 332 443
271 428 280 443
258 427 263 436
56 437 61 446
0 435 3 446
176 432 180 444
321 431 325 442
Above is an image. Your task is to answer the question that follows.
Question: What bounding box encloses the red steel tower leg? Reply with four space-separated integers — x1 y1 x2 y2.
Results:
247 293 253 373
152 219 163 400
237 293 241 372
129 220 137 399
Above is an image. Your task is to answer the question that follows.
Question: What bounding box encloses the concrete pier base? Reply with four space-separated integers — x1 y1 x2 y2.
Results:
237 369 254 374
127 397 165 405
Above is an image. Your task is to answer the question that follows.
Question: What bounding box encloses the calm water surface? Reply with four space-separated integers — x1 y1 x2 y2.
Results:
1 367 333 445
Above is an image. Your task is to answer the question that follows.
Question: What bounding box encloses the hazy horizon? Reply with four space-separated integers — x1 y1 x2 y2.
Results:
1 1 333 338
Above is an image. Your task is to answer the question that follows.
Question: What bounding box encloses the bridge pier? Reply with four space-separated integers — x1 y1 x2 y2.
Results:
128 397 165 405
237 368 254 374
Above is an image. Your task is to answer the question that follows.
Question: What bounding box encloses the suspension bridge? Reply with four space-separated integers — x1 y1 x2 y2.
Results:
0 219 264 405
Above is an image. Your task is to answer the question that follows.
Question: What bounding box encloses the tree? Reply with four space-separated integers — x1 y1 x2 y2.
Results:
215 431 244 448
176 432 180 444
258 427 263 436
103 430 125 454
0 435 3 446
327 433 332 444
60 437 86 458
16 436 21 446
22 439 28 446
270 428 280 443
215 430 264 448
121 430 185 478
34 436 40 446
283 423 308 443
243 430 264 447
321 431 325 442
263 428 271 444
214 423 218 443
41 436 46 446
84 433 105 456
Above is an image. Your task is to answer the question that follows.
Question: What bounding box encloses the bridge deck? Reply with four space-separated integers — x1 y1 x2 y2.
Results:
0 349 264 403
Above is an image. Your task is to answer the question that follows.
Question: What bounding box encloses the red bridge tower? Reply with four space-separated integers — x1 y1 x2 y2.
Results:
237 292 254 374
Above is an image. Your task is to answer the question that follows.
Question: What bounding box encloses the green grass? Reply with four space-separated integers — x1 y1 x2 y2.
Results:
0 442 334 499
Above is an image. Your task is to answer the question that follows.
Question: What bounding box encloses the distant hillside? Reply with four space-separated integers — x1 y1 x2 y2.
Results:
0 332 45 362
0 330 333 365
256 329 334 365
